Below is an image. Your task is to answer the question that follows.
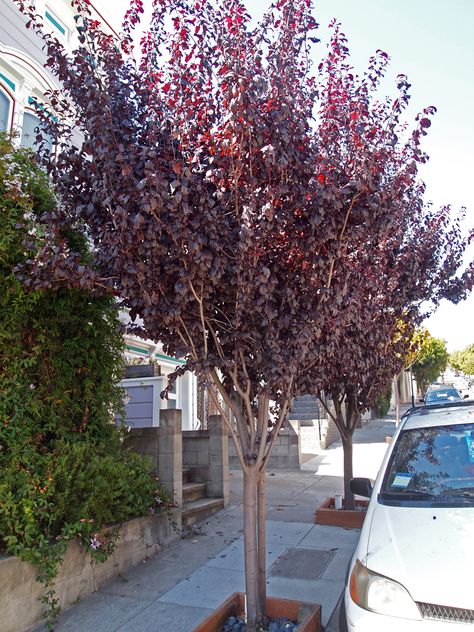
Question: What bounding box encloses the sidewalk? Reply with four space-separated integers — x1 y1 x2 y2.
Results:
33 413 400 632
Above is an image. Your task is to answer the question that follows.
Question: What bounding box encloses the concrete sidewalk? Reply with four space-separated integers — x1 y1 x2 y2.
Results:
33 413 399 632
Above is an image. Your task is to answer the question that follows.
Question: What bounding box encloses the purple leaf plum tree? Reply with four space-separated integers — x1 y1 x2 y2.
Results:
297 26 472 510
12 0 473 625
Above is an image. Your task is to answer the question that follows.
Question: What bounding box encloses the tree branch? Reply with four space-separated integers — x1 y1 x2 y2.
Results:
206 318 226 360
189 281 208 356
206 378 247 469
264 393 291 463
325 193 361 289
255 393 269 467
178 316 197 359
317 392 337 424
210 368 250 454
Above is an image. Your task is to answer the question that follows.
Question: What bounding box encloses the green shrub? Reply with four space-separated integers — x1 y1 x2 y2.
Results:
0 440 172 560
0 441 172 625
375 385 392 418
0 137 173 628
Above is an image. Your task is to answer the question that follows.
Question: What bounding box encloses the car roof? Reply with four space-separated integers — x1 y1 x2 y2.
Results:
402 401 474 430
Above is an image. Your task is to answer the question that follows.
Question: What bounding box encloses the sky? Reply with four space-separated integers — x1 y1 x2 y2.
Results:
114 0 473 352
300 0 474 353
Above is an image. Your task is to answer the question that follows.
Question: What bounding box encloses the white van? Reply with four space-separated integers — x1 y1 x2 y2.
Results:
341 401 474 631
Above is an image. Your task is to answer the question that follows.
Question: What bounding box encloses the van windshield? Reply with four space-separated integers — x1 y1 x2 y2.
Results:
380 423 474 503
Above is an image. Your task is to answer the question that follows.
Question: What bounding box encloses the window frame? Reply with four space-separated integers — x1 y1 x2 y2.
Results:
20 105 54 152
0 81 15 133
44 6 70 42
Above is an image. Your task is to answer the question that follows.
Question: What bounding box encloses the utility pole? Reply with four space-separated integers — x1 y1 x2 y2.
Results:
409 365 415 407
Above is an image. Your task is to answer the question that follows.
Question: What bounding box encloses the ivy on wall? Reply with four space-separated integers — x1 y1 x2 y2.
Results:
0 137 172 627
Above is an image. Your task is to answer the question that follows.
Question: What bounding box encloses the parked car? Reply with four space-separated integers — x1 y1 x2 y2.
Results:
421 385 464 405
341 401 474 631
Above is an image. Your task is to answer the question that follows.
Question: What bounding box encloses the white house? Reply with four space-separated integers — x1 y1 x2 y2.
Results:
1 0 200 430
0 0 120 144
122 335 199 430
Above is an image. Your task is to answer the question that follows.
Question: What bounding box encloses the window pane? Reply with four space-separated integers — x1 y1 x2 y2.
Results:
0 90 9 132
45 9 68 37
20 112 52 151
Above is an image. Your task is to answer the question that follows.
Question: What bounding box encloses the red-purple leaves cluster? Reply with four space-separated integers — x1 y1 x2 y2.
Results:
296 27 471 505
12 0 471 458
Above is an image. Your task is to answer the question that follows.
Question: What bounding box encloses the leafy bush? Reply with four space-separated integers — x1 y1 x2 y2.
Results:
450 344 474 376
0 137 172 627
412 334 449 392
0 439 172 561
375 385 392 418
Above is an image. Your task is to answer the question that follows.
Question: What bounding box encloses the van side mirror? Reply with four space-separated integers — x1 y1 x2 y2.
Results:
350 477 373 498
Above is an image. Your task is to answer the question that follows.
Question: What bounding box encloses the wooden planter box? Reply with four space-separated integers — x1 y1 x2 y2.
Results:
314 497 368 529
193 592 321 632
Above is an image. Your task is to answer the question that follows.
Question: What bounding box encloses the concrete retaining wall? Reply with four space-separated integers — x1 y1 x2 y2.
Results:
125 426 161 474
182 415 230 501
183 430 211 468
228 422 301 469
0 513 178 632
126 411 229 504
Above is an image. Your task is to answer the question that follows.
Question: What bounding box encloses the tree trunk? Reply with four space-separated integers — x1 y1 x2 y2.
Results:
341 432 355 509
243 465 263 627
338 395 357 511
211 376 272 627
393 376 400 426
257 469 266 612
320 394 357 511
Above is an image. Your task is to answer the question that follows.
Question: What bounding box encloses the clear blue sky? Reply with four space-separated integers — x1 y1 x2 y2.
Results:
115 0 474 351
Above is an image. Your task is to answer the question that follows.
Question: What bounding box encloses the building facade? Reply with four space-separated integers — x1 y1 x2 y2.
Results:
122 336 199 431
1 0 200 430
0 0 120 144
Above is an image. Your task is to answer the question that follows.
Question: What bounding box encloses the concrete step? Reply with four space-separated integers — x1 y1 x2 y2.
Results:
289 412 321 421
291 399 320 407
182 498 225 527
294 394 318 402
182 482 207 503
289 408 321 417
